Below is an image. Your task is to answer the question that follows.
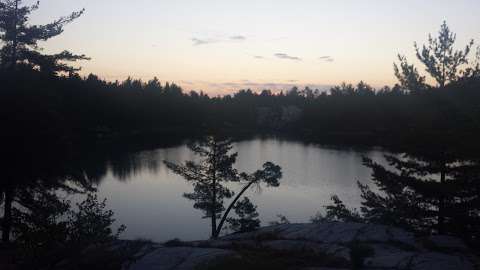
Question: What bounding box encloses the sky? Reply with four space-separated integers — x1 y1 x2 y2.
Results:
27 0 480 95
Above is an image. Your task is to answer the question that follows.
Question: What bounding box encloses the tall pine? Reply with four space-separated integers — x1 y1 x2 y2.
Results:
361 147 480 239
165 136 281 238
0 0 89 75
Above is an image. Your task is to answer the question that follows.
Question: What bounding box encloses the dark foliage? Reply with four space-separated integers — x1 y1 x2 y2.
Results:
321 22 480 247
360 151 480 239
0 0 88 74
164 136 281 238
311 195 363 223
2 68 480 150
13 193 125 269
226 197 261 233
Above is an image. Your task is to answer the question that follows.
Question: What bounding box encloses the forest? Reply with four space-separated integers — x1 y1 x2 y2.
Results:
2 55 480 148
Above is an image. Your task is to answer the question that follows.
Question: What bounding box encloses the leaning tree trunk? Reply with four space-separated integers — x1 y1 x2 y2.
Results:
215 181 254 237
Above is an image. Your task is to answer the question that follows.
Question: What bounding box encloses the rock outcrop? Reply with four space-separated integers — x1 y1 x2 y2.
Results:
122 222 478 270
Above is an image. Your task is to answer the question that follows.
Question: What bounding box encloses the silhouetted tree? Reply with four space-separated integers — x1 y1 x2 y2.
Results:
14 192 125 269
66 193 126 245
415 21 473 88
394 55 428 93
216 161 281 236
226 197 260 233
359 150 480 238
164 136 281 238
0 0 89 74
310 195 362 223
395 21 476 92
164 136 239 238
269 214 291 226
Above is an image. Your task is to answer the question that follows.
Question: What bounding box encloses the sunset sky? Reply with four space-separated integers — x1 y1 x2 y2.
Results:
29 0 480 95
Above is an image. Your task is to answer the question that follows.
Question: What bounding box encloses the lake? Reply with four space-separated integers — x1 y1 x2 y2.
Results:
87 137 387 242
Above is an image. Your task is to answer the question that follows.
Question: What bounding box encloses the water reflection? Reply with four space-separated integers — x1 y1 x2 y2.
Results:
78 137 386 242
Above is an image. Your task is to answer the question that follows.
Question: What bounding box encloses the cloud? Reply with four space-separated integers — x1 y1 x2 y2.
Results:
274 53 301 61
230 35 246 41
191 38 217 46
318 55 334 62
180 80 194 85
253 55 265 59
287 79 298 82
191 34 246 46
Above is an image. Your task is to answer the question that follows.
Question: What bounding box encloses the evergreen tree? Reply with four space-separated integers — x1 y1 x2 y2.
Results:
226 197 260 233
311 195 362 223
415 21 473 88
164 136 281 238
394 21 476 92
359 150 480 238
216 161 281 236
349 22 480 240
164 136 238 238
393 55 428 93
0 0 89 75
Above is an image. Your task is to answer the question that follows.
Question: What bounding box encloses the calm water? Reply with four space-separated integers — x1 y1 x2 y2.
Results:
88 138 386 242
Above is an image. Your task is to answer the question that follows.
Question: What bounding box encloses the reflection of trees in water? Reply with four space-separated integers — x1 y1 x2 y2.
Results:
0 132 185 242
108 152 150 181
1 136 95 242
79 138 187 182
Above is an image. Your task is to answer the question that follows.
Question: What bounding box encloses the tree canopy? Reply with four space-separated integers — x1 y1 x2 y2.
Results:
164 136 282 238
0 0 89 74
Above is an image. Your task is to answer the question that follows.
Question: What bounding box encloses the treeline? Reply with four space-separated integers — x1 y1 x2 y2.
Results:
1 3 479 150
2 67 480 147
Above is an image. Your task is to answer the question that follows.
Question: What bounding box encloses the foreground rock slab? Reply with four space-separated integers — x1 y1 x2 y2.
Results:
126 247 237 270
123 222 477 270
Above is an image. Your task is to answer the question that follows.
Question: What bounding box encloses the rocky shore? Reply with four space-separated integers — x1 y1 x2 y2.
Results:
118 222 478 270
11 222 474 270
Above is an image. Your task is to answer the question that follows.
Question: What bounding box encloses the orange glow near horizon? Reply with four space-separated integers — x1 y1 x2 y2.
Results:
27 0 480 95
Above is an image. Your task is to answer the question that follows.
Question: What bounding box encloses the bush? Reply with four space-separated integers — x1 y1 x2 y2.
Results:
13 192 125 269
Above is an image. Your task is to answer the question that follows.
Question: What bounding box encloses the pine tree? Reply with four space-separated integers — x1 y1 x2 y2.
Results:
164 136 281 238
226 197 260 233
164 136 238 238
415 21 473 88
393 55 428 93
394 21 476 92
360 149 480 238
0 0 89 75
354 22 480 239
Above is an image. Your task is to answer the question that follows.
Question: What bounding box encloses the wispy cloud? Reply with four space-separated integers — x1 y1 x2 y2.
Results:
319 55 334 62
253 55 265 59
230 35 246 41
180 80 194 85
274 53 301 61
191 38 218 46
191 34 246 46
